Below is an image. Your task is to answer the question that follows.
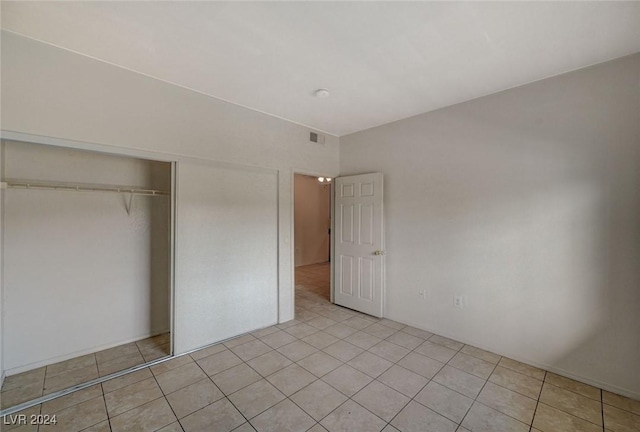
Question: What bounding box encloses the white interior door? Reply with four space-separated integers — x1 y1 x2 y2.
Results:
334 173 384 317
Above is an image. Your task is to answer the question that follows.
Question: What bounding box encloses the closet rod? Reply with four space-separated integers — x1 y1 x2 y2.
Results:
0 180 169 196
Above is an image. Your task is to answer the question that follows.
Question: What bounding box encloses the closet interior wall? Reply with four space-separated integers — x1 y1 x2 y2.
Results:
1 140 171 374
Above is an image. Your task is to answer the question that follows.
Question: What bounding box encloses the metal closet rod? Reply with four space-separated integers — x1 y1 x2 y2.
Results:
1 179 170 196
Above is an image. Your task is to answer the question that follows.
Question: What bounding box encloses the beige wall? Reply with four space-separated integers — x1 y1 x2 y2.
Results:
341 53 640 398
294 174 330 267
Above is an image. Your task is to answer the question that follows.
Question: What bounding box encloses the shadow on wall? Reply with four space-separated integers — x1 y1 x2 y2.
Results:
148 161 172 340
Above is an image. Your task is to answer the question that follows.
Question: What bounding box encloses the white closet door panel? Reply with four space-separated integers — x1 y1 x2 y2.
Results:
174 160 278 354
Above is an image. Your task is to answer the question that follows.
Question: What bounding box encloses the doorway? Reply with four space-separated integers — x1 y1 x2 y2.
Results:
293 173 332 310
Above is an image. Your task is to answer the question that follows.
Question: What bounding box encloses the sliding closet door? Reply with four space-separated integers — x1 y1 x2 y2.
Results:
174 160 278 354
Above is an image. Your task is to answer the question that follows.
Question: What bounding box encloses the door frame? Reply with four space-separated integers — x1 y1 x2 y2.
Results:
290 168 338 312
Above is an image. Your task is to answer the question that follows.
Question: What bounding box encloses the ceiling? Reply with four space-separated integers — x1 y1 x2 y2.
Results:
2 2 640 136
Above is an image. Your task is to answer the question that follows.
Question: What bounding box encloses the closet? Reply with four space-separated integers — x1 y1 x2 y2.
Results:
0 140 172 407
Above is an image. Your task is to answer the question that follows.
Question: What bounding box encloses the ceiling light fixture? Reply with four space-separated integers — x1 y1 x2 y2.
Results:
314 88 330 98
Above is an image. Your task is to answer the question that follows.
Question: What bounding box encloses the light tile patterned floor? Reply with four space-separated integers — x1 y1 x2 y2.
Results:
2 263 639 432
0 333 170 410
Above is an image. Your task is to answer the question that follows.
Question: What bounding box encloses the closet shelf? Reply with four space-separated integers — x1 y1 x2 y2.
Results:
0 179 169 196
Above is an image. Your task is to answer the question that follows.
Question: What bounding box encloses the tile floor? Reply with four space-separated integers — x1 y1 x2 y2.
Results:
2 263 639 432
0 333 170 410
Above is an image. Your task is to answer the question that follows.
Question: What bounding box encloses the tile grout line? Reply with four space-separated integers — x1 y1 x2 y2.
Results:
601 388 605 432
5 334 168 415
539 375 611 429
226 350 284 428
97 354 197 429
268 282 607 432
40 364 48 403
441 341 496 430
147 365 182 431
263 289 391 430
484 365 545 401
542 378 603 402
99 385 113 432
164 359 227 431
298 271 411 429
529 370 547 432
34 403 42 432
393 332 549 429
284 384 329 430
298 266 616 431
106 393 166 425
196 341 323 430
297 288 537 430
11 266 640 432
380 332 465 430
600 397 640 416
233 332 345 431
383 321 631 427
382 375 435 429
1 355 171 418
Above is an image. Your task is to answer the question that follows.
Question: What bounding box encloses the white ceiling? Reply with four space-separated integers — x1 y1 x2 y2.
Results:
2 2 640 136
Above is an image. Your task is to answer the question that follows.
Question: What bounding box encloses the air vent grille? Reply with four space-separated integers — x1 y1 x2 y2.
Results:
310 132 325 144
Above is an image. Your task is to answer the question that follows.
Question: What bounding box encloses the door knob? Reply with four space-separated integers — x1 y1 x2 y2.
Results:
373 250 386 256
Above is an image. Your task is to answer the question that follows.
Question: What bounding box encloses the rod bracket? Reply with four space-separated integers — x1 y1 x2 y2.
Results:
124 193 134 215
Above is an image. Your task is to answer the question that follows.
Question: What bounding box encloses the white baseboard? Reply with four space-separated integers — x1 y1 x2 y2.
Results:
387 315 640 401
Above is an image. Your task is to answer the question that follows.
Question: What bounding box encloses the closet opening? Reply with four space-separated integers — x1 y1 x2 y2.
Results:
0 139 173 410
293 173 332 312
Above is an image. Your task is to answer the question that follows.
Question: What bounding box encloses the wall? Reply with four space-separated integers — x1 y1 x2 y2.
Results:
2 141 171 373
1 23 4 387
0 143 4 387
0 31 340 364
340 53 640 398
294 174 330 267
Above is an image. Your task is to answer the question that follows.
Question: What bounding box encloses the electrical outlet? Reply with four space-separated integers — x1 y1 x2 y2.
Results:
419 288 431 301
454 295 465 308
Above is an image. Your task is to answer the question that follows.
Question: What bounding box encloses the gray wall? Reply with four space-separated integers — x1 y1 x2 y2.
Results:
340 53 640 398
0 31 339 374
0 144 4 386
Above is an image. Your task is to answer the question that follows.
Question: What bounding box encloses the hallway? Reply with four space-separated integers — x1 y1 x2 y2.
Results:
295 263 331 304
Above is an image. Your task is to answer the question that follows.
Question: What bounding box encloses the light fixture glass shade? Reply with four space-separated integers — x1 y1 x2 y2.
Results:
318 177 325 182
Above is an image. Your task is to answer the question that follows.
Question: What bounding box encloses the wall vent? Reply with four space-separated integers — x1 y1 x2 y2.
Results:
310 132 325 144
